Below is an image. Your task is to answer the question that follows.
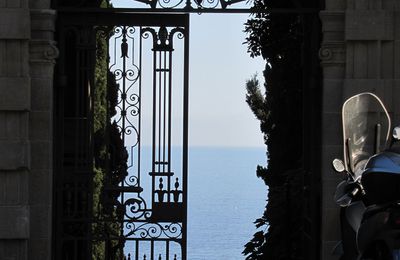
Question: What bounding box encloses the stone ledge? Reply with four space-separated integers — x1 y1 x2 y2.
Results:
0 205 29 239
346 10 393 40
0 77 30 111
0 141 30 170
31 9 56 32
31 9 57 40
320 11 345 32
0 8 30 39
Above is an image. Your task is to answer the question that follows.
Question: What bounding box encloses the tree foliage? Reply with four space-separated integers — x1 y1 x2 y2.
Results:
243 1 308 259
92 24 128 259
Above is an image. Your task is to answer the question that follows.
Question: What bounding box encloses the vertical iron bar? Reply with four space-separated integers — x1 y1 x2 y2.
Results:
136 240 140 260
151 241 155 260
121 26 128 258
138 26 143 187
152 45 157 204
158 50 162 174
122 26 127 145
166 241 170 260
181 15 190 260
167 46 173 201
163 50 167 175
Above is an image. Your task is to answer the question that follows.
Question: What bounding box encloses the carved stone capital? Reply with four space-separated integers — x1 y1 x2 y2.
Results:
30 39 59 64
319 42 345 66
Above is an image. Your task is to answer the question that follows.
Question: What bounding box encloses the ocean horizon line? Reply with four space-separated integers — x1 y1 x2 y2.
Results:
133 144 266 149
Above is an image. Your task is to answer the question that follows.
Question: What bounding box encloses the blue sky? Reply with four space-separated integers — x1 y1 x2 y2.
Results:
111 0 265 147
189 14 265 147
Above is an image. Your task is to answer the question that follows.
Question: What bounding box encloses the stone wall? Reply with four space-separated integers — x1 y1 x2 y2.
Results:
1 0 399 259
0 0 56 259
320 0 400 259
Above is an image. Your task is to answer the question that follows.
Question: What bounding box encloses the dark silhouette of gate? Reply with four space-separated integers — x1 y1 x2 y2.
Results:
53 9 189 260
52 1 322 259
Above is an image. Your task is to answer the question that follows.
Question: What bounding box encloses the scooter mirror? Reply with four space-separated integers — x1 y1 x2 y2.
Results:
393 126 400 141
332 158 346 173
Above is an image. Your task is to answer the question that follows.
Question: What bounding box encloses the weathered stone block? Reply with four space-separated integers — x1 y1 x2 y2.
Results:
28 238 50 260
322 207 341 241
346 10 394 40
0 205 29 239
29 205 51 239
0 77 30 111
30 141 50 170
0 40 29 78
29 170 51 206
393 80 400 114
382 41 395 79
0 8 30 39
322 112 342 146
0 240 27 260
0 112 29 140
382 79 395 110
29 111 51 141
31 78 52 111
0 170 29 205
0 141 30 170
322 65 346 79
322 79 344 112
343 79 385 99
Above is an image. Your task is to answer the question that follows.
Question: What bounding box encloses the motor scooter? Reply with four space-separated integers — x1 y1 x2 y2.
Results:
332 92 400 260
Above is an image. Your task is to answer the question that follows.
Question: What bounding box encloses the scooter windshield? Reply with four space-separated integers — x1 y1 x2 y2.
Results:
342 93 391 177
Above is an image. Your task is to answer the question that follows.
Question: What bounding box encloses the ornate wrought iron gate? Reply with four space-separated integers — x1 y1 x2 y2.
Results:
54 12 189 260
52 1 322 259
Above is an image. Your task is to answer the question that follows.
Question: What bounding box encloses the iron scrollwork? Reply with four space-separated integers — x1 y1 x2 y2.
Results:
125 222 182 239
105 23 186 259
110 26 141 147
56 10 188 260
128 0 248 10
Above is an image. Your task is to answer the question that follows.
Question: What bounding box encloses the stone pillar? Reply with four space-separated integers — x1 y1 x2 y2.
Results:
28 2 57 258
320 0 400 259
0 0 56 259
319 2 346 258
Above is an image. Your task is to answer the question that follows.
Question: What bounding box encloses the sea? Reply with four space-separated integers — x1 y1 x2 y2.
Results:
124 146 267 259
187 147 267 260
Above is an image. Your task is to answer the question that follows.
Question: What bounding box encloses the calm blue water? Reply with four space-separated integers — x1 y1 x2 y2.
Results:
124 146 267 259
188 147 267 260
